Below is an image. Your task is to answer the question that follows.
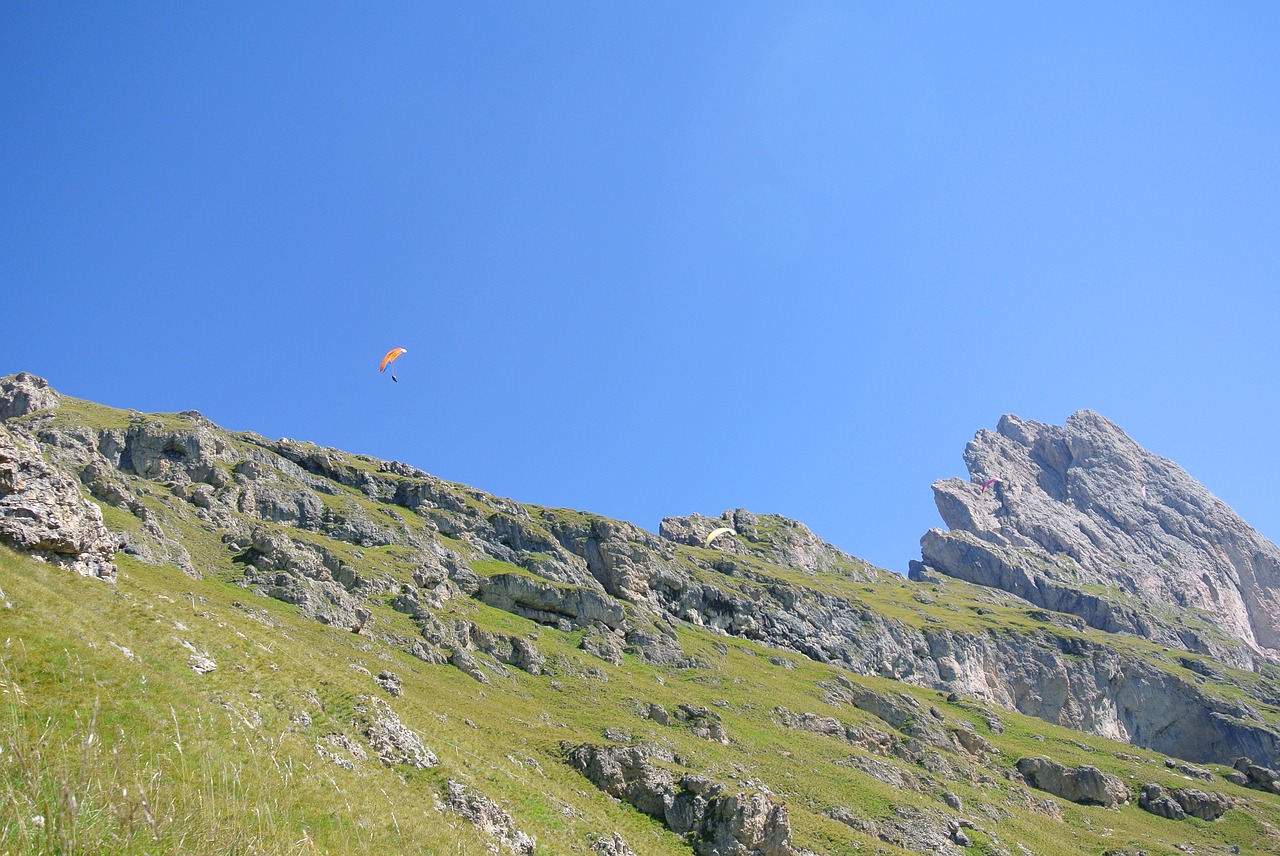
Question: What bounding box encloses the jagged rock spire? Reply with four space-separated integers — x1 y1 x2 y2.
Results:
915 410 1280 663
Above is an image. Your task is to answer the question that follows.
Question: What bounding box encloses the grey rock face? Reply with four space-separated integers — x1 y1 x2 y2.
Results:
660 511 751 555
444 780 536 855
476 572 625 631
1138 783 1230 821
912 610 1280 768
591 832 637 856
238 527 385 628
1016 757 1131 807
350 695 437 769
566 743 793 856
1231 756 1280 794
539 513 675 604
484 482 1280 769
916 411 1280 664
0 373 59 421
0 424 117 580
118 420 230 484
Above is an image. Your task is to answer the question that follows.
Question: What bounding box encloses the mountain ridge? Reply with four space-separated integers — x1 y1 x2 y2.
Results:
5 371 1280 854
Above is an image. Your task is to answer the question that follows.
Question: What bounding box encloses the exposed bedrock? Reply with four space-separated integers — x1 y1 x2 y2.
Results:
916 410 1280 665
0 423 117 580
566 742 793 856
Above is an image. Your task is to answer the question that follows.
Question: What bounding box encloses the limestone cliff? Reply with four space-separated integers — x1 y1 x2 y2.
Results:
912 410 1280 668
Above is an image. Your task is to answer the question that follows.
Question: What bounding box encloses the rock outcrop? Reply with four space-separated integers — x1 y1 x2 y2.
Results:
0 423 117 580
912 411 1280 665
1016 757 1131 807
660 509 883 582
1137 783 1231 821
1228 756 1280 794
825 804 971 854
476 572 625 631
0 372 59 420
591 832 637 855
351 695 438 769
443 780 536 855
646 702 731 744
566 743 793 856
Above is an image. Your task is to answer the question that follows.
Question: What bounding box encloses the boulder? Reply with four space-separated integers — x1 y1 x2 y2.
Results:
581 623 626 665
1016 757 1131 807
1163 758 1214 781
1138 783 1230 821
591 832 637 855
1138 783 1185 820
673 704 730 744
1173 787 1231 821
375 670 402 697
1231 756 1280 794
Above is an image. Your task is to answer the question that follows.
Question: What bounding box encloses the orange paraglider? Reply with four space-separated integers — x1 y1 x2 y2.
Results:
380 348 407 375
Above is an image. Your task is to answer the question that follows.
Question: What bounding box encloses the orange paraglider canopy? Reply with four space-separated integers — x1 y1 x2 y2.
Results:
379 348 407 372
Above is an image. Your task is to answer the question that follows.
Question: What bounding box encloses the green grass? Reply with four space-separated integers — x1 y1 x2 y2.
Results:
470 558 535 578
5 546 1280 854
0 554 495 854
7 392 1280 854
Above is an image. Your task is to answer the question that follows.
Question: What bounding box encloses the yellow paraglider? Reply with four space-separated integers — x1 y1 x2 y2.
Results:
380 347 407 374
704 527 735 547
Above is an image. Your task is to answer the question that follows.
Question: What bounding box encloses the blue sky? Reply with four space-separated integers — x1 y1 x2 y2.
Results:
3 3 1279 573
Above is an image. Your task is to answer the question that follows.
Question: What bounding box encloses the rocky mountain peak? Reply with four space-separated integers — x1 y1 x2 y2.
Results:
916 409 1280 661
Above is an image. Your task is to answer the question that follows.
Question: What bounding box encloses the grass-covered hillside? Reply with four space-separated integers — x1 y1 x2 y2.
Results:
3 378 1280 853
6 548 1280 855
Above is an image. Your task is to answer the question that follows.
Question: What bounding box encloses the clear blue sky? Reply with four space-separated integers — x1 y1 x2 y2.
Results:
3 3 1279 573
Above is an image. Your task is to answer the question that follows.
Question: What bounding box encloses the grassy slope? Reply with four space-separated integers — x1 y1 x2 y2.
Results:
4 548 1280 855
4 397 1280 853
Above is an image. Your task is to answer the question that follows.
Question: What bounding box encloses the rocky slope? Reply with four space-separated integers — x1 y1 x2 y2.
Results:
4 373 1280 797
7 376 1280 762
